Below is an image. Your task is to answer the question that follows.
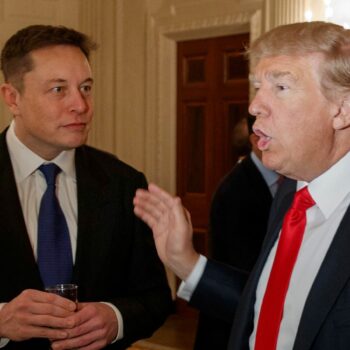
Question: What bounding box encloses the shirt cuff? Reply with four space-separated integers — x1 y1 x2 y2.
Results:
177 255 207 301
100 302 124 342
0 304 10 348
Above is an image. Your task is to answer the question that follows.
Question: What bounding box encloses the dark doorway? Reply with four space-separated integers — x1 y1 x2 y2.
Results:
177 33 250 264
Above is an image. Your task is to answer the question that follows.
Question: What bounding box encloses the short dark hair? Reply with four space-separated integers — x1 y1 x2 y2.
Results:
1 24 97 90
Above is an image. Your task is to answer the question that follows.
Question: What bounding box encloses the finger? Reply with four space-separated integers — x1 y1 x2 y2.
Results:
9 324 69 341
135 185 177 212
184 207 193 225
148 183 180 209
51 310 100 349
135 185 183 220
134 206 158 229
165 196 191 229
134 189 168 215
20 289 76 312
52 329 105 350
134 192 167 228
27 302 76 318
7 309 75 331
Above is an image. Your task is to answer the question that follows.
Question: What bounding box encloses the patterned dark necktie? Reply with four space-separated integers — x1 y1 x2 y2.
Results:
37 163 73 287
255 186 315 349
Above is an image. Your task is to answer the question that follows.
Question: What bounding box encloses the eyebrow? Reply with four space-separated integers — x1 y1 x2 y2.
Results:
81 77 94 85
249 70 297 84
266 70 297 82
46 77 94 85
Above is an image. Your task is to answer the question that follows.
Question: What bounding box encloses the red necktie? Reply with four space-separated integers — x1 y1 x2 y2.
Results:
254 186 315 350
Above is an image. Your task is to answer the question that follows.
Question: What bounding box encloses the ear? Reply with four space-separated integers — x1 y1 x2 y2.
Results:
0 83 21 115
333 98 350 130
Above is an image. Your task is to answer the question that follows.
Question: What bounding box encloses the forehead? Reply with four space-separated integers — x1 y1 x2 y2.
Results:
250 54 323 83
28 44 92 76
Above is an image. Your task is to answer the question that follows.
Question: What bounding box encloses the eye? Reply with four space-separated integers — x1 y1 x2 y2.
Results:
80 84 92 95
252 83 261 93
276 84 288 91
51 86 64 93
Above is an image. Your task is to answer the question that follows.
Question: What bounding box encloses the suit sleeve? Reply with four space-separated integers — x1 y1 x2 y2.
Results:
189 259 248 322
108 172 173 348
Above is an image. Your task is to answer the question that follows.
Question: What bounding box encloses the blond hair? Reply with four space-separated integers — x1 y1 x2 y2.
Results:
249 22 350 100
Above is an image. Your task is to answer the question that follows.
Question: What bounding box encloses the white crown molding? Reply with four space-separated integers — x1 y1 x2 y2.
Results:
144 6 261 193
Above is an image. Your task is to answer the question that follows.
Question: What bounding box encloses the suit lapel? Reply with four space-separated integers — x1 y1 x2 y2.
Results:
0 130 42 292
73 147 113 288
293 205 350 350
230 179 296 349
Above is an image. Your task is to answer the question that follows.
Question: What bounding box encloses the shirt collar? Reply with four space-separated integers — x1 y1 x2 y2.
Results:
297 151 350 219
6 120 76 182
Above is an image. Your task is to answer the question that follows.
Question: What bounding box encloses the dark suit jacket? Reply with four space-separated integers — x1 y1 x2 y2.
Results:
191 177 350 350
194 155 273 350
0 129 172 349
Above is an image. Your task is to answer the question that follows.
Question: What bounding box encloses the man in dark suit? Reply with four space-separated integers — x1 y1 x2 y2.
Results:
134 21 350 349
194 116 278 349
0 25 172 349
210 116 279 272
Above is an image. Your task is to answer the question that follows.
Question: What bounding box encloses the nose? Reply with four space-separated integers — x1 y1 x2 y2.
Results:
69 89 90 114
248 92 267 118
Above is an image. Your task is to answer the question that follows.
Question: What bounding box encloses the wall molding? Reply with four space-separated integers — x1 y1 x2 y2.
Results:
145 5 261 193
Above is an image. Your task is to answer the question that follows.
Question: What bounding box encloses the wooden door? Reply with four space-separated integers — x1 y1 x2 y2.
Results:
177 33 250 259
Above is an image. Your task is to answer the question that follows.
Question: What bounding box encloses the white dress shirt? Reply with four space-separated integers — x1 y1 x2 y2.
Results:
6 121 78 260
178 150 350 350
0 121 123 346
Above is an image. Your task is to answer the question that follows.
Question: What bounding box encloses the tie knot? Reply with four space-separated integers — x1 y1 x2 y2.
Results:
39 163 61 186
292 186 315 212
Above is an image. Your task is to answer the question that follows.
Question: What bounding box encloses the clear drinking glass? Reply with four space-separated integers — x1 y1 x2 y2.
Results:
45 283 78 303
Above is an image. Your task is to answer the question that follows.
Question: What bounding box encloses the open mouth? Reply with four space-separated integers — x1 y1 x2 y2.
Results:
254 128 272 151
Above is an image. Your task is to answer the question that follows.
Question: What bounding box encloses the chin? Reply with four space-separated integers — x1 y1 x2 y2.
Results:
261 154 277 171
68 135 88 147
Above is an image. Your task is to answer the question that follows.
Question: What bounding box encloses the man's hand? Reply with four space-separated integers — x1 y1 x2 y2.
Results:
51 302 118 350
133 183 200 280
0 289 76 341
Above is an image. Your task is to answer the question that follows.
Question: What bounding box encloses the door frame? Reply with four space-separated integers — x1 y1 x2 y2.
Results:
144 7 262 297
144 8 262 195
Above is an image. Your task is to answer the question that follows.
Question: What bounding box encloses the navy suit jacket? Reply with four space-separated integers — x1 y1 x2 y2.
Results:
191 177 350 350
210 154 273 271
0 129 172 349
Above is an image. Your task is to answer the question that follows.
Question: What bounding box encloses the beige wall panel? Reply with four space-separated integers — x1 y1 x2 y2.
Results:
79 0 120 158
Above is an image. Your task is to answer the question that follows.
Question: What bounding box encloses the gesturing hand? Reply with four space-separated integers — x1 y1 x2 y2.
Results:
133 183 199 280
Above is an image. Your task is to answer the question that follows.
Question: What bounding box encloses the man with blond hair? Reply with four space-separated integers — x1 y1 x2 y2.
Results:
134 21 350 350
